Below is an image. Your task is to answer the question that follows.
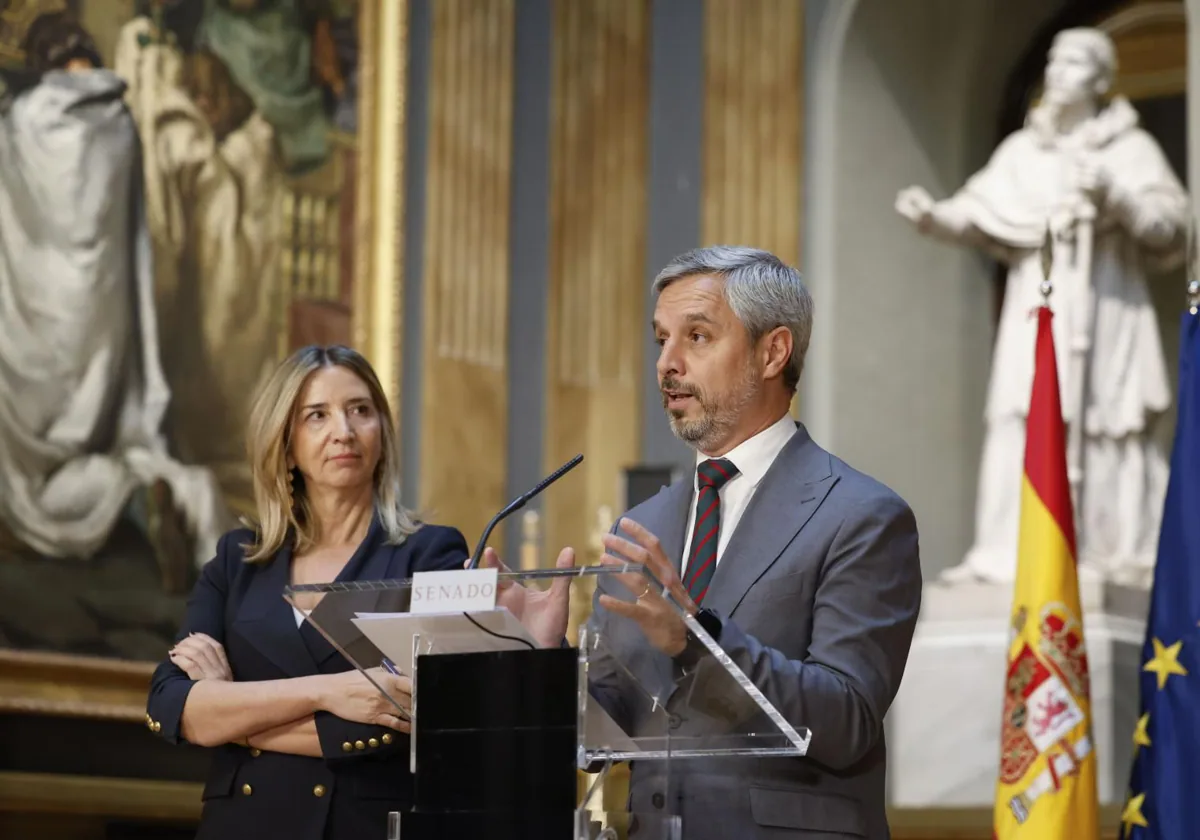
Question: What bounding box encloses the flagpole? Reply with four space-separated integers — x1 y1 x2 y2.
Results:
1118 219 1200 840
993 222 1098 839
1040 214 1095 543
1187 219 1199 317
1065 194 1096 538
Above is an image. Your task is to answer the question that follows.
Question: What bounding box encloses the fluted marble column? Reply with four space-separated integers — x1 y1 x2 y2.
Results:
701 0 803 264
702 0 803 417
417 0 516 544
543 0 651 642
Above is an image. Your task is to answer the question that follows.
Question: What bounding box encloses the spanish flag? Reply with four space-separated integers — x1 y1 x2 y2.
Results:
993 306 1099 839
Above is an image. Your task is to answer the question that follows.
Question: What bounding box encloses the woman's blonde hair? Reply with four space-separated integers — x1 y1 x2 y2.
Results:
242 345 421 563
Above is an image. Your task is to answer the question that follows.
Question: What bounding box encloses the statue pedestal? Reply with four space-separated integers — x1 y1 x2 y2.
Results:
887 580 1149 808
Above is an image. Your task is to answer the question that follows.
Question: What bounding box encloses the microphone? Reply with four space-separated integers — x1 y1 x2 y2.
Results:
467 454 584 569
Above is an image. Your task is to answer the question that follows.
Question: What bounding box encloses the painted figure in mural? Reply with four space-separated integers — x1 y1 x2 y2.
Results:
113 0 357 513
895 28 1188 588
0 12 230 594
0 2 359 661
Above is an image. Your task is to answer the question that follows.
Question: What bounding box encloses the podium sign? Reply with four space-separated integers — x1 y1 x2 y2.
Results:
284 564 811 839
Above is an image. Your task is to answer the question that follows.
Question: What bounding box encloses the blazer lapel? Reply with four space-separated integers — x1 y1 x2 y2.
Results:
703 428 838 617
233 518 398 675
234 542 320 678
305 518 394 669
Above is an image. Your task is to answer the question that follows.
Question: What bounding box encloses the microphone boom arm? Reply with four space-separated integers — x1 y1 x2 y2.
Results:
467 454 584 569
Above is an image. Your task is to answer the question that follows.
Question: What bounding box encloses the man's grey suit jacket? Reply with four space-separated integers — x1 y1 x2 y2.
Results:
586 423 922 839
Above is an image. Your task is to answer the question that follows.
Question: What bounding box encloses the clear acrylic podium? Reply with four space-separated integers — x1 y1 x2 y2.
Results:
284 564 811 840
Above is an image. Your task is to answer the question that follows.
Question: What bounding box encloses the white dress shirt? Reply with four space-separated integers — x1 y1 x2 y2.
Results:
679 412 798 577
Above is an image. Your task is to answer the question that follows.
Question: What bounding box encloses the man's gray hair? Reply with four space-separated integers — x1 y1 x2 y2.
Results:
653 245 812 392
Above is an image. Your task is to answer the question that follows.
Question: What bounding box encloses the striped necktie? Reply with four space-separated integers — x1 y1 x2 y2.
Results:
684 458 739 604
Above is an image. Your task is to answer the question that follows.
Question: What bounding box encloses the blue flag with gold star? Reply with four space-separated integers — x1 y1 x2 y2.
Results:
1122 308 1200 840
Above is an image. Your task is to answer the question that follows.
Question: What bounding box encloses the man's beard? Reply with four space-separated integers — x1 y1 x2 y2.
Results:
661 363 760 451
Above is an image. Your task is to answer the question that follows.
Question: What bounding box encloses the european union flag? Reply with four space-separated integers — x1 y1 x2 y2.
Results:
1121 308 1200 839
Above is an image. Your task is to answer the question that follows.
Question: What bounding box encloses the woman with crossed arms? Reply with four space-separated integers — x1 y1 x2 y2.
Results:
146 345 570 839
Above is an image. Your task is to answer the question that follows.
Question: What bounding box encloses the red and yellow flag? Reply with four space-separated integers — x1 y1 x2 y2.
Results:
993 306 1099 839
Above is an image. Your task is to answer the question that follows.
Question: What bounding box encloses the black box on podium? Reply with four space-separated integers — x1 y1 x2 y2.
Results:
404 647 578 838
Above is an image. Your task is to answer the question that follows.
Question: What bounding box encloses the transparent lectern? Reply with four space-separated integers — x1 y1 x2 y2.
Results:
284 565 811 840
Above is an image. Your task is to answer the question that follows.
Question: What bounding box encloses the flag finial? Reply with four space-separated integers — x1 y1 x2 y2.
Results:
1040 224 1054 301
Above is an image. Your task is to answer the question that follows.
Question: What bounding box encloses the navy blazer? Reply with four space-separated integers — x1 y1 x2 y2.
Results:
145 517 469 840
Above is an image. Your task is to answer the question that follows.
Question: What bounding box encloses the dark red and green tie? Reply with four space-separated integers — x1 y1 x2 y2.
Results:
684 458 738 604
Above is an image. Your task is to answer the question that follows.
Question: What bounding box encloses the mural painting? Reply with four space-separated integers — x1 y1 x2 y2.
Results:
0 0 389 691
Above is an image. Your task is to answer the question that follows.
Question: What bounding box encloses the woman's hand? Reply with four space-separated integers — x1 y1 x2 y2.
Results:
170 633 233 681
315 668 412 731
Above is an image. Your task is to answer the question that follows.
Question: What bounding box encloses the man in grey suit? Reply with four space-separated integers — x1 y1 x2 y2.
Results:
489 246 922 839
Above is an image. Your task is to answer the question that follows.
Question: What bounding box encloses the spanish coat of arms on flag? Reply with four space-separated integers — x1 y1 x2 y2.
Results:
993 305 1100 839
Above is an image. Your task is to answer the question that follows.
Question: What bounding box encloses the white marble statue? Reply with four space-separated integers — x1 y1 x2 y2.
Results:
895 27 1188 588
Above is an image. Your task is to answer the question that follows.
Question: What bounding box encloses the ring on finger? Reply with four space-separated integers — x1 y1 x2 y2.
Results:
636 583 652 600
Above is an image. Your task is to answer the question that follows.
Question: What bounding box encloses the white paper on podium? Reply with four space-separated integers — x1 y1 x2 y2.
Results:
351 607 535 674
350 608 640 755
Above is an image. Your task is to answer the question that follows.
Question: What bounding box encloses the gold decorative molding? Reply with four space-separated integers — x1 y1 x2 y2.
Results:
418 0 515 544
701 0 803 264
0 649 151 722
352 0 409 410
544 0 650 641
1099 1 1186 101
0 771 201 822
